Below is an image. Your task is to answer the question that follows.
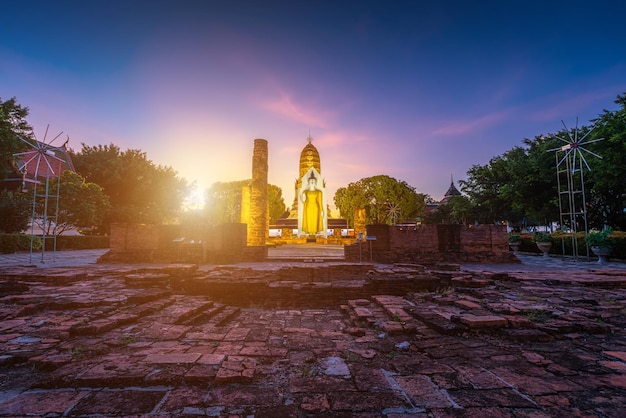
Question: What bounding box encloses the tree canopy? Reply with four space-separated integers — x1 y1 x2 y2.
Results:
0 97 37 234
460 92 626 231
70 143 189 231
0 97 32 181
461 142 555 226
0 189 31 233
205 180 248 225
268 184 288 223
36 171 111 235
204 180 287 225
334 175 426 226
585 94 626 229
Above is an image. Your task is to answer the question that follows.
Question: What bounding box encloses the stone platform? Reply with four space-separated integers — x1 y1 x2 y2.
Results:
0 250 625 417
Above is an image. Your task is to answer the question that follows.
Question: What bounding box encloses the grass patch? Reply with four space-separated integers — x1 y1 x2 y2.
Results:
523 309 552 323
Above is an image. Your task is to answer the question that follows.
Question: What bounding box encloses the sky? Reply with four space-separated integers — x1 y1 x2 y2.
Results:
2 0 625 212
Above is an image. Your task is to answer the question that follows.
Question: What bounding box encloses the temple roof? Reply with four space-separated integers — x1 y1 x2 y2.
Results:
439 176 462 205
444 181 461 198
290 135 323 217
299 135 321 177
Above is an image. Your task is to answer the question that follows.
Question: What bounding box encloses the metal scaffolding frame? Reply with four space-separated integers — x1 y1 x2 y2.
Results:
548 118 604 259
13 128 69 263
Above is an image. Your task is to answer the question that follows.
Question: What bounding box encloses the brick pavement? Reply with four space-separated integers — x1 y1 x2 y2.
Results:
0 249 625 417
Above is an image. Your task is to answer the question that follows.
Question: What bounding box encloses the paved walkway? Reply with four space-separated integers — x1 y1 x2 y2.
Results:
464 252 626 272
1 246 624 272
0 249 109 268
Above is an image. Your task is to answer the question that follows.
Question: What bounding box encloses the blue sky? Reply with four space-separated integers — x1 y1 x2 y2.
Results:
2 1 625 211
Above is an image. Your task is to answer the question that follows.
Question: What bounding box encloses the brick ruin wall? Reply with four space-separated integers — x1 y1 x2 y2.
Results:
102 223 516 265
344 224 517 264
100 222 250 264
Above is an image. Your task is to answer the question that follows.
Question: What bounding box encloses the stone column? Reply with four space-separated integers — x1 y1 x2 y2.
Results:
248 139 268 249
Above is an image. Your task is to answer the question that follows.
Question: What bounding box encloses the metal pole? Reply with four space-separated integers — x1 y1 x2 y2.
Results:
41 177 50 263
579 155 590 259
52 174 61 262
566 154 578 259
29 179 37 264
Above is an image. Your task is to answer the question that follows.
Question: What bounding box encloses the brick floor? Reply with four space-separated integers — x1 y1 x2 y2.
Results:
0 251 625 416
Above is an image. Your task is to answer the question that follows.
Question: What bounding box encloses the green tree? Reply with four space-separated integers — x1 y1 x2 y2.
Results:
422 203 452 225
505 139 558 227
422 195 476 225
334 175 425 226
586 93 626 230
0 189 31 233
448 195 476 225
460 92 626 231
36 171 111 235
461 137 560 227
70 143 188 231
205 180 248 225
268 184 288 223
461 157 511 224
0 97 32 181
204 180 287 225
1 97 36 234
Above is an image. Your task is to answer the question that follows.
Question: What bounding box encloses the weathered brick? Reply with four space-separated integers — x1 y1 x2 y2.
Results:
458 314 508 329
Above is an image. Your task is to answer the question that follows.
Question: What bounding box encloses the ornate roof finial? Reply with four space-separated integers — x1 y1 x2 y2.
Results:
307 130 313 144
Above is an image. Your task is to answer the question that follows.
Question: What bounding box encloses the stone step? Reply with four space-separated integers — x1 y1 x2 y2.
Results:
185 303 228 325
371 295 423 335
211 306 241 327
157 296 215 325
409 310 468 335
344 296 421 335
124 273 170 287
345 298 386 328
126 289 172 305
70 298 176 336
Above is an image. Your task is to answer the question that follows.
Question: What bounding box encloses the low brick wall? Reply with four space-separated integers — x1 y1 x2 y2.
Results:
345 224 517 264
99 223 179 263
100 222 262 264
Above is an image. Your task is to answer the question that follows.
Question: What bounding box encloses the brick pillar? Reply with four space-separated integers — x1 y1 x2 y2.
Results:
354 208 366 238
248 139 268 248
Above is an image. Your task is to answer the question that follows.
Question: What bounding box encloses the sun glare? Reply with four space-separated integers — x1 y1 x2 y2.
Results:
182 185 206 211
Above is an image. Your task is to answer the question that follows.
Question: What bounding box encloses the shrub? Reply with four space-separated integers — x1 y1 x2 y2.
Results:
43 235 110 251
0 234 42 253
517 231 625 259
533 231 552 242
585 229 616 249
612 234 626 260
508 233 521 242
